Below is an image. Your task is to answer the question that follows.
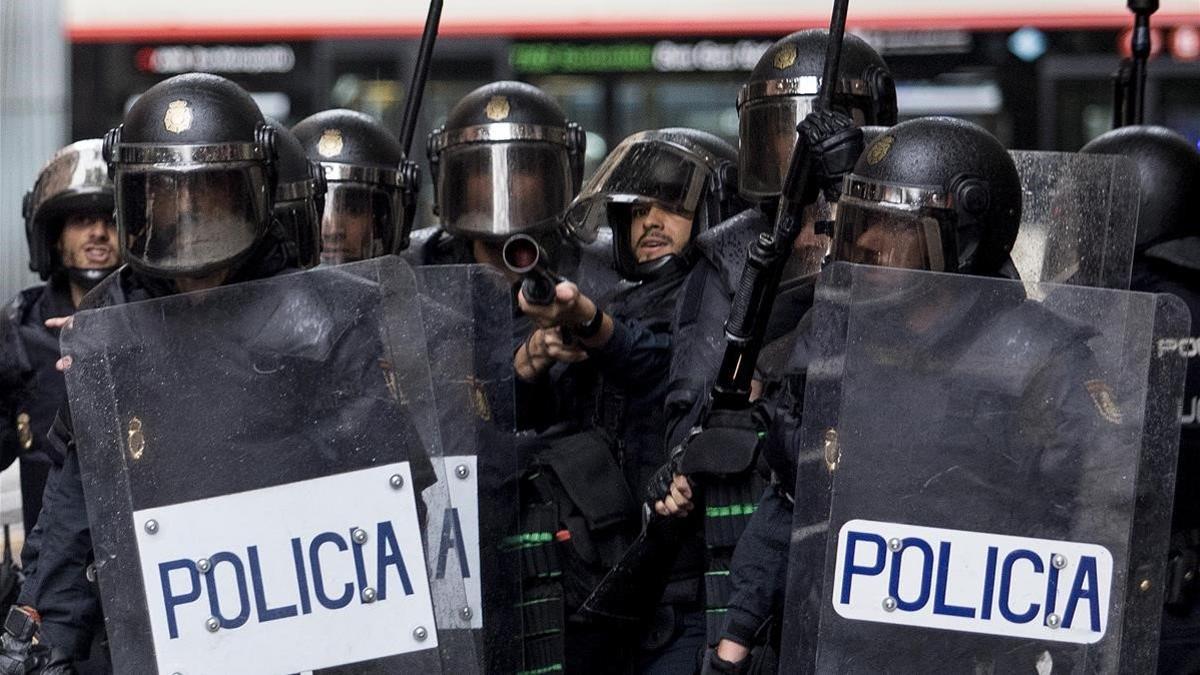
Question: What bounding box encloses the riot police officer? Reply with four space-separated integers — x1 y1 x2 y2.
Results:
511 128 743 673
0 72 295 674
673 117 1109 673
665 28 897 452
1 140 118 538
1082 125 1200 674
414 81 616 295
291 108 417 265
651 30 896 658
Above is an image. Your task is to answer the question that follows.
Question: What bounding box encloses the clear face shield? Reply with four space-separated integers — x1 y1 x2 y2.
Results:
736 76 872 202
318 183 402 265
275 176 323 269
833 177 954 273
431 123 577 240
314 162 407 266
437 142 572 239
738 94 819 201
564 134 711 244
116 160 271 277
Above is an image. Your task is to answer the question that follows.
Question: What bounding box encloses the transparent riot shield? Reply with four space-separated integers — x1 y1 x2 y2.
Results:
61 257 474 674
1010 151 1140 290
781 262 1190 673
413 264 521 673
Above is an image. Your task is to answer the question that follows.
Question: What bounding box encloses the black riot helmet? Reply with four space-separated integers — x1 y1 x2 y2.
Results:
1081 126 1200 257
265 117 325 269
565 127 741 281
832 117 1022 277
23 139 117 287
738 29 896 203
428 81 585 240
103 73 277 278
292 109 417 265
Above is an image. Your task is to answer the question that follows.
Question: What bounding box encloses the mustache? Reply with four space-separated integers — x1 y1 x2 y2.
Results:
635 228 672 247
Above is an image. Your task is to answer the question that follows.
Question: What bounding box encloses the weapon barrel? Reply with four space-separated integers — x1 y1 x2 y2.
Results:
503 233 558 306
398 0 444 158
817 0 851 109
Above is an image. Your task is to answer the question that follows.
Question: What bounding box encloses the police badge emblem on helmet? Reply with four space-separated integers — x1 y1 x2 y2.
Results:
163 100 193 134
774 43 798 70
317 129 344 158
866 136 894 166
485 96 511 121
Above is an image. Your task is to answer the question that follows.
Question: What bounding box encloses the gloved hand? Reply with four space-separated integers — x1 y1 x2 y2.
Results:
645 446 693 518
0 633 76 675
793 109 863 204
701 646 750 675
676 406 769 477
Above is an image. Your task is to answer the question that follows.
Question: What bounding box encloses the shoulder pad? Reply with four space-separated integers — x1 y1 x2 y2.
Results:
5 286 45 326
960 299 1098 396
695 208 770 292
570 230 621 303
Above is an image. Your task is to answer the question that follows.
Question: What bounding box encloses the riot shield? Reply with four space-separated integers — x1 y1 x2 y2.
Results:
781 262 1189 673
1010 151 1140 290
61 257 475 674
413 264 521 673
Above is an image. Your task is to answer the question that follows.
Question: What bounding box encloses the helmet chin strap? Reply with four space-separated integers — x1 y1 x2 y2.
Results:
66 266 117 292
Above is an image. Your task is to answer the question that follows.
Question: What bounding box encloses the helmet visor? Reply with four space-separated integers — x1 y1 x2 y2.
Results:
565 138 707 243
438 141 573 239
275 195 322 269
116 164 268 276
319 182 401 265
738 95 817 201
833 196 946 272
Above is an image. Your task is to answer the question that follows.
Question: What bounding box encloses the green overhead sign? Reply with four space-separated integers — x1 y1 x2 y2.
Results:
511 43 655 73
511 39 775 74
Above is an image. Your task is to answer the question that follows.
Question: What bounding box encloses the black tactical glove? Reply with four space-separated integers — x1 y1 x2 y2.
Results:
701 647 750 675
644 445 685 508
795 109 863 203
0 606 76 675
646 405 769 508
676 406 769 478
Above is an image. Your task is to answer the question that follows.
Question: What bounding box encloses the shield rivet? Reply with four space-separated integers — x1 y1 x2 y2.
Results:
205 617 220 633
413 626 428 641
389 473 405 489
1139 579 1152 592
882 597 898 612
352 528 369 545
362 587 377 603
1051 554 1067 569
460 606 473 621
455 464 470 480
887 538 902 552
144 519 159 535
196 558 212 574
1045 613 1061 629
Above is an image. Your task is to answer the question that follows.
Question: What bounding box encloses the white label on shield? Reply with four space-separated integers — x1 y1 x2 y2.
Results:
441 456 482 629
134 462 437 674
832 519 1113 644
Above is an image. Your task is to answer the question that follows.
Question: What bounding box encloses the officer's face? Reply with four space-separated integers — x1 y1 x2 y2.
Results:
321 206 373 265
58 211 118 269
630 203 693 263
846 213 930 271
